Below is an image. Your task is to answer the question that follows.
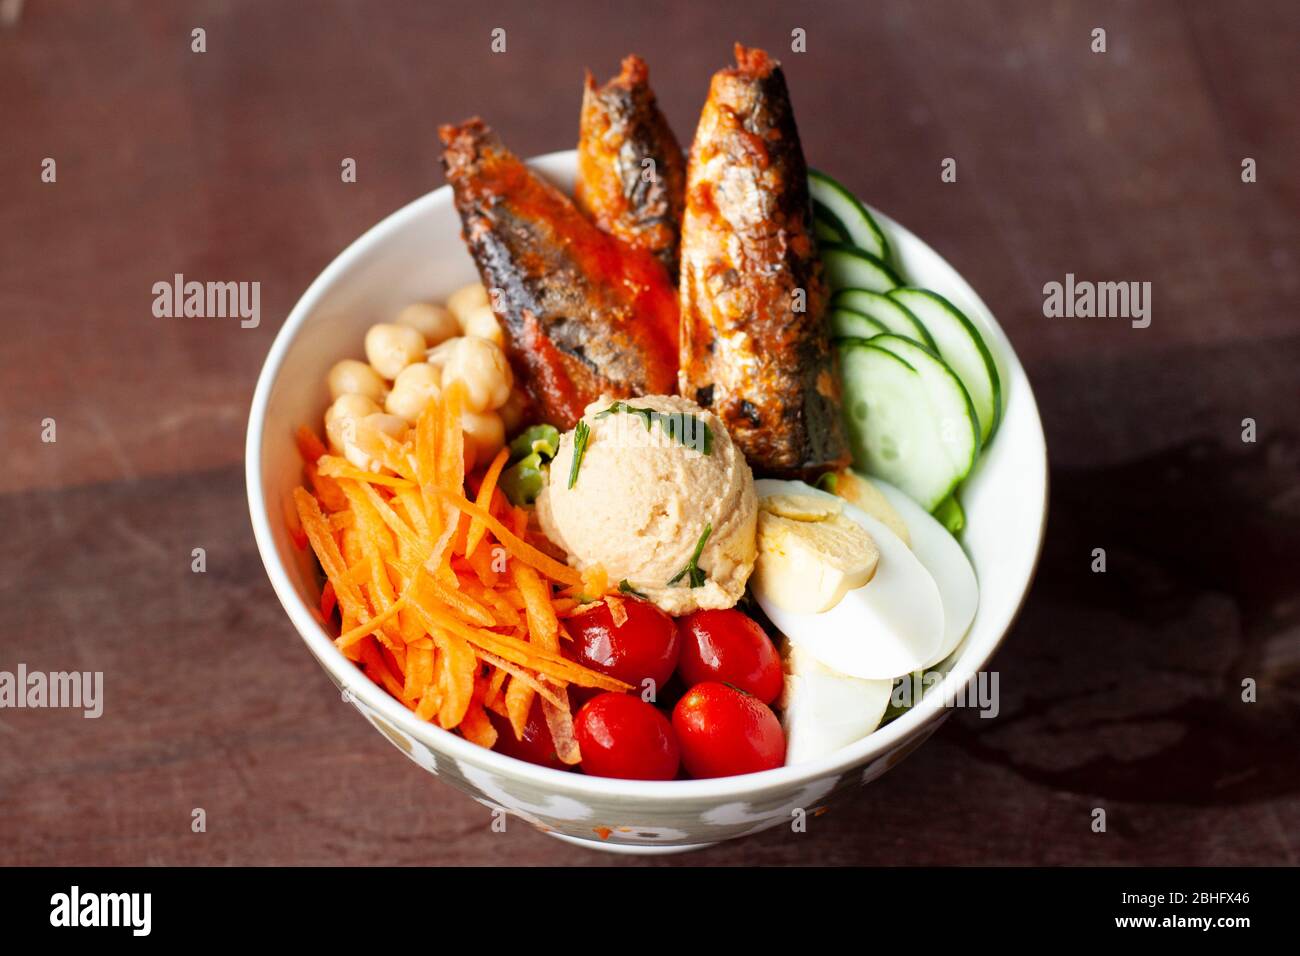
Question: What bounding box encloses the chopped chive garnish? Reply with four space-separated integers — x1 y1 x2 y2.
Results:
618 579 647 599
594 401 713 455
567 420 591 489
667 522 712 588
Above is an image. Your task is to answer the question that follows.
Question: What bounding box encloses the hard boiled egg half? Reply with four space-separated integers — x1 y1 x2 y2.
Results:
752 476 979 764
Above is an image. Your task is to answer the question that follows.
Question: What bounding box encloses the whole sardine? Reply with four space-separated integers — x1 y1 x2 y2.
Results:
576 55 686 274
678 45 849 479
440 119 679 430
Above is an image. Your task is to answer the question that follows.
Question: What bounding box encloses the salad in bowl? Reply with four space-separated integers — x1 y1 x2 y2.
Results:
248 44 1046 850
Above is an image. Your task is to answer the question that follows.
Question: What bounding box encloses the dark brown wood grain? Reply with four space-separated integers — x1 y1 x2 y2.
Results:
0 0 1296 866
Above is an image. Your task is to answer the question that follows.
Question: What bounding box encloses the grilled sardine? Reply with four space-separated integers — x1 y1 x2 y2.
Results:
576 55 686 274
678 45 849 479
440 118 679 430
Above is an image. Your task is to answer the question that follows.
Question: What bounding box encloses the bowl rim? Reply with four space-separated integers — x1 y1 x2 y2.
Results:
245 149 1048 801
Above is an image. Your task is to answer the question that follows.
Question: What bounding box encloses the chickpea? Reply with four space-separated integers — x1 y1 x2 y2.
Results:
498 389 528 435
385 362 442 423
447 282 490 329
345 413 409 471
460 303 504 346
439 336 513 412
364 323 426 380
395 302 459 347
425 337 459 374
365 412 409 441
460 409 505 472
327 359 387 403
324 394 382 455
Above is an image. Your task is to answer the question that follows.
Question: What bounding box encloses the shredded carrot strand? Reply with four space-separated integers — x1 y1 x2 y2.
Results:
335 596 409 650
467 446 510 559
435 488 582 586
295 424 328 462
408 597 628 692
294 489 370 625
318 455 416 489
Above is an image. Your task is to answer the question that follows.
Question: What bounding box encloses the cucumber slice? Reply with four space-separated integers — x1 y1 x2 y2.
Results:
831 288 938 351
867 333 979 483
933 495 965 534
809 169 890 262
814 218 844 243
829 307 888 339
821 243 902 294
812 199 849 243
837 340 964 511
888 288 1002 443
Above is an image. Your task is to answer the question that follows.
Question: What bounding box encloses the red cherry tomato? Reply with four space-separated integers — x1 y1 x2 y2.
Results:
574 693 680 780
565 599 680 697
566 684 601 712
677 608 782 704
488 699 567 771
672 682 785 778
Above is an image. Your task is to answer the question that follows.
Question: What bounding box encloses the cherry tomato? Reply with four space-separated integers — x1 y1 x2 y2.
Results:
566 683 601 712
565 599 680 697
677 608 782 704
574 693 680 780
672 682 785 778
487 699 567 771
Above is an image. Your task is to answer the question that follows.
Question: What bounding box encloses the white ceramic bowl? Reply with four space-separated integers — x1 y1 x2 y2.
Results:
246 151 1048 853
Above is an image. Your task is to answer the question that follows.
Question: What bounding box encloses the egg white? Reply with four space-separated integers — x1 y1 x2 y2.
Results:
753 479 944 680
780 644 894 765
868 475 980 669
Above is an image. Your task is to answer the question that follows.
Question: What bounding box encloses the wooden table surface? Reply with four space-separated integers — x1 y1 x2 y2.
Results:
2 0 1297 866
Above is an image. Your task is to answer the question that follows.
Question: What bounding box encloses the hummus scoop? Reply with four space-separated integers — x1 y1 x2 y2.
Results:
536 394 757 615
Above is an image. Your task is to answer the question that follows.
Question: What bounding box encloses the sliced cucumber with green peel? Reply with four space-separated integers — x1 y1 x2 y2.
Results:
832 288 937 351
814 218 845 243
821 243 901 294
866 333 979 484
837 340 965 511
809 169 890 262
933 495 965 534
813 199 849 243
888 288 1001 443
829 307 888 339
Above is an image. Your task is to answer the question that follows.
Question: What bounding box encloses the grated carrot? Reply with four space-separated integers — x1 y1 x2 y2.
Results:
476 649 567 711
606 593 629 628
435 488 583 586
317 454 417 489
291 382 623 761
409 597 628 692
433 628 477 729
295 424 328 462
459 700 498 748
294 489 370 626
404 640 435 702
463 543 502 587
418 574 496 629
358 636 408 703
335 595 408 651
319 580 337 621
466 446 509 559
306 461 348 512
505 675 535 740
339 479 403 648
436 382 465 489
357 481 424 557
512 562 560 653
484 664 509 711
